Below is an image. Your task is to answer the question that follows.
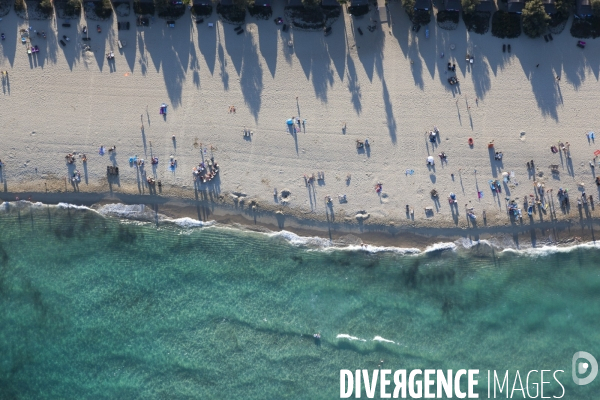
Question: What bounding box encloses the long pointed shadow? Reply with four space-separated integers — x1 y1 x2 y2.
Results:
116 13 137 72
256 17 277 78
2 15 18 67
382 79 396 144
288 124 299 155
223 22 244 76
197 14 217 75
217 32 229 90
346 54 361 115
240 29 262 122
89 18 110 72
294 30 331 102
188 23 201 89
137 31 149 75
323 9 346 81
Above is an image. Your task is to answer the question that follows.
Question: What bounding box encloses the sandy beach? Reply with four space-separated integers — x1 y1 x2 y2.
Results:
1 3 600 247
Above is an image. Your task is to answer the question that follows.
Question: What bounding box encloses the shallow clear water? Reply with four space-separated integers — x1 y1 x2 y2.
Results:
0 204 599 399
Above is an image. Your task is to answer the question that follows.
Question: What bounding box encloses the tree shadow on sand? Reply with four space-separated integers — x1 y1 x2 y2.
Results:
143 20 192 108
294 31 333 103
256 19 278 78
239 30 263 122
197 14 217 75
346 54 362 115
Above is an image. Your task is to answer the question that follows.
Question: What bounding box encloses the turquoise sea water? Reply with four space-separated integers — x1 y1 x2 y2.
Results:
0 203 599 399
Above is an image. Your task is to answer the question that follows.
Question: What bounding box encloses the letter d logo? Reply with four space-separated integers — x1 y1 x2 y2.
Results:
572 351 598 385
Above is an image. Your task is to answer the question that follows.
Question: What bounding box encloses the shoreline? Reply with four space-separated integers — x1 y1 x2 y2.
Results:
1 189 598 251
2 6 600 249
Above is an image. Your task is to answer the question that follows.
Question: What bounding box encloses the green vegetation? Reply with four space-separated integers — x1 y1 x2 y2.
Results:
522 0 549 38
401 0 415 18
14 0 25 12
156 0 185 18
64 0 82 16
491 10 521 38
133 0 155 14
413 9 431 25
548 0 572 32
463 11 490 34
570 0 600 38
216 1 246 23
192 3 212 16
593 0 600 16
461 0 479 15
437 10 459 24
302 0 320 7
38 0 53 16
95 0 113 18
402 0 430 24
248 3 272 19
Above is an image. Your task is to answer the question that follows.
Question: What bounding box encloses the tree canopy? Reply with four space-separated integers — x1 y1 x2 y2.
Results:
302 0 321 8
592 0 600 17
462 0 480 15
402 0 415 17
522 0 549 38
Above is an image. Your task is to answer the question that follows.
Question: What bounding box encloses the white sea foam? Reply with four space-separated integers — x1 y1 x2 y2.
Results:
338 244 421 255
423 242 457 253
268 230 333 247
57 202 93 211
372 336 395 344
502 241 600 257
265 230 422 254
97 203 148 218
1 200 598 257
165 217 215 228
336 334 367 342
457 238 495 249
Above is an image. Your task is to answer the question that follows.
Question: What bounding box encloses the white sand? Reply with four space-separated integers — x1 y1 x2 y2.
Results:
1 5 599 229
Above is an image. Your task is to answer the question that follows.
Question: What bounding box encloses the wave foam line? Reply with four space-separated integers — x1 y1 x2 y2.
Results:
2 201 216 228
268 230 333 247
372 336 395 344
336 334 367 342
502 241 600 256
2 201 599 256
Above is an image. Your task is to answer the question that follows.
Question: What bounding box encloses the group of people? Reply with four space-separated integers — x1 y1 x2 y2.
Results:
192 159 219 183
71 170 81 183
303 172 324 185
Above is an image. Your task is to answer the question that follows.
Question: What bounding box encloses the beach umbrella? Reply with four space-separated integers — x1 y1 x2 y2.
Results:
286 119 294 125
